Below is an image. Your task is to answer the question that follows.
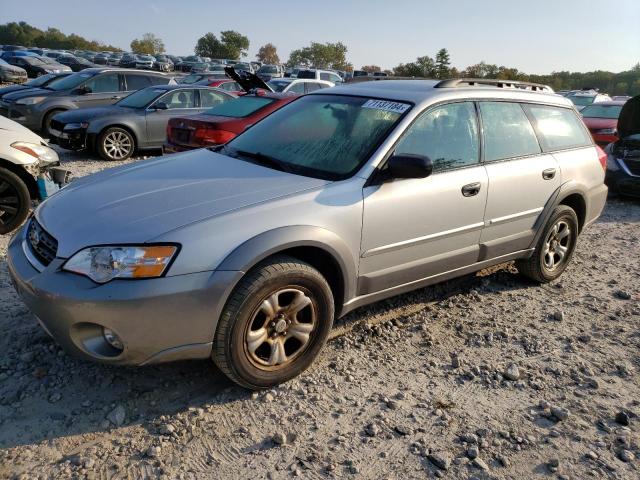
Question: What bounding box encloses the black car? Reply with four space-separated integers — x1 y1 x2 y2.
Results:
56 55 96 72
4 55 66 78
0 72 71 99
606 95 640 198
49 85 236 160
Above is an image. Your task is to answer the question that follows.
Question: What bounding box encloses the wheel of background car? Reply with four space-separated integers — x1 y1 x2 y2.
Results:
516 205 579 283
42 109 65 137
98 127 135 161
0 167 31 235
213 255 334 389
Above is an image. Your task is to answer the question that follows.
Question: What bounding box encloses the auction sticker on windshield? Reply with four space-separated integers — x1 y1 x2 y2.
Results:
362 99 410 114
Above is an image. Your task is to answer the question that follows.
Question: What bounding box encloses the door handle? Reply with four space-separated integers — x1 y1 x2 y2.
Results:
542 168 556 180
461 182 481 197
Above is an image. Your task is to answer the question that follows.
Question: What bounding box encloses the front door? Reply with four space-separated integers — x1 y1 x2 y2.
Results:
72 72 122 109
145 89 198 146
359 101 488 295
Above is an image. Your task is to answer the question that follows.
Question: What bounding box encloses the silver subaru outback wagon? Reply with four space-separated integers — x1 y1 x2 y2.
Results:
8 78 608 389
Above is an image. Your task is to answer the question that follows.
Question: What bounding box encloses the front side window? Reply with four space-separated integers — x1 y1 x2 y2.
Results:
84 73 120 93
525 105 592 151
225 95 408 179
395 101 480 172
118 88 165 108
199 89 230 108
288 82 306 94
158 89 195 109
479 102 541 161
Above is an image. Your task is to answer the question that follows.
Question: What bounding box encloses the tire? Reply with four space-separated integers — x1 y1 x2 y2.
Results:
0 167 31 235
213 255 334 390
98 127 135 161
42 109 64 137
516 205 579 283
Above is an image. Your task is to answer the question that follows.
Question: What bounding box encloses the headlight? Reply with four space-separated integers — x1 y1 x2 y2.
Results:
11 141 58 163
596 128 617 135
64 122 89 130
15 96 47 105
63 245 178 283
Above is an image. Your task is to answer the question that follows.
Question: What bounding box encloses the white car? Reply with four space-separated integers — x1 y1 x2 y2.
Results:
0 116 67 233
266 78 334 94
568 90 612 111
296 69 344 84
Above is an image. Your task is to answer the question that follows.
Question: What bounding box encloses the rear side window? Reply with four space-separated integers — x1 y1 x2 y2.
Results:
199 89 230 108
479 102 541 161
125 74 152 91
524 105 592 151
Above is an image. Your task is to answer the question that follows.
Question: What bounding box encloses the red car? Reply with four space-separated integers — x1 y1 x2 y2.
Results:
165 91 297 151
200 78 245 96
580 101 626 145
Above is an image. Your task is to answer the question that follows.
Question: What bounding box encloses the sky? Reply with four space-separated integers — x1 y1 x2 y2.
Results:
2 0 639 74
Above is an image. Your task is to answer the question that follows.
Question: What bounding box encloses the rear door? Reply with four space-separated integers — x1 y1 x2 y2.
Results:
479 101 561 258
145 88 198 145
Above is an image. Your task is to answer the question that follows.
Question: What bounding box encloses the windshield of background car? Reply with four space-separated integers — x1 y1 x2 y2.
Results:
568 95 595 107
580 104 623 119
267 80 290 92
22 56 47 66
26 73 57 86
117 87 164 108
46 72 94 91
225 95 410 180
204 96 275 118
259 65 278 74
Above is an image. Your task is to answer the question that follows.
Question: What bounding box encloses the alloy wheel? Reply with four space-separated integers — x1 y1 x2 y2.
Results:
103 131 133 160
245 288 316 368
543 220 571 271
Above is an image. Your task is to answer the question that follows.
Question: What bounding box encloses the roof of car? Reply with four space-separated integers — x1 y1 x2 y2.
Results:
78 67 169 75
314 79 573 107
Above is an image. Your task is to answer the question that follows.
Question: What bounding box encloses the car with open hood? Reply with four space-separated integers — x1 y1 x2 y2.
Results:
605 94 640 197
49 84 236 160
7 78 607 390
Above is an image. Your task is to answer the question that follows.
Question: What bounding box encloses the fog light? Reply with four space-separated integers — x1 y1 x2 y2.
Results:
103 327 124 351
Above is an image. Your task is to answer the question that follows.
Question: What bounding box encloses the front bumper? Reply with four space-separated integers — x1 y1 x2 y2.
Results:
49 126 88 151
7 226 243 365
605 157 640 198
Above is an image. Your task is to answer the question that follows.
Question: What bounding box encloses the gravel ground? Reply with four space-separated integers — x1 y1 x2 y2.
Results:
0 148 639 480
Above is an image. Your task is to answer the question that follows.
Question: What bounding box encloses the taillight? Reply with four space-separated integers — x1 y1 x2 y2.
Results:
595 145 607 171
193 127 236 146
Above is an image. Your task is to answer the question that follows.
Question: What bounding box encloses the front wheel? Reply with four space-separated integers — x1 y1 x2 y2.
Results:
213 255 334 389
98 127 135 161
0 168 31 235
516 205 579 283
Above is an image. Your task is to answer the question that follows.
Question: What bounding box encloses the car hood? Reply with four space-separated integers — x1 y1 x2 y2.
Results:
2 87 56 102
0 115 45 142
53 105 135 123
617 94 640 139
0 84 30 98
36 149 330 257
0 63 25 74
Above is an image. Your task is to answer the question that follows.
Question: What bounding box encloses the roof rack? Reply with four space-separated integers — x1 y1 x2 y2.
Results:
434 78 553 93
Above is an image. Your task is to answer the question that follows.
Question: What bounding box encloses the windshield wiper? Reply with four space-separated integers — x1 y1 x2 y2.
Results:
232 149 292 173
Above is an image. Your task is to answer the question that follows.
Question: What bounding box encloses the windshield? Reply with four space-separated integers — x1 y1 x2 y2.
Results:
22 57 47 66
267 81 290 92
205 96 275 118
117 87 164 108
258 65 278 74
26 73 58 86
225 95 410 180
568 95 595 107
46 72 94 91
581 104 623 119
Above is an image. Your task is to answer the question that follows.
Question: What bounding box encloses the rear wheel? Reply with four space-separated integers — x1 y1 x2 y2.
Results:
0 168 31 235
213 255 334 389
98 127 135 161
516 205 578 283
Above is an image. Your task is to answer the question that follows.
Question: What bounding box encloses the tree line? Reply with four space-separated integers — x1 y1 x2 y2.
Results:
1 22 638 95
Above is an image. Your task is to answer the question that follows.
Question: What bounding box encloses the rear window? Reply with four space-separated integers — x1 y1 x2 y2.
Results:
204 96 275 118
580 104 623 119
296 70 316 79
524 105 593 151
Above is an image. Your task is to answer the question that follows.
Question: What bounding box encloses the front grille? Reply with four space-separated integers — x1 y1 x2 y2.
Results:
27 219 58 266
622 159 640 176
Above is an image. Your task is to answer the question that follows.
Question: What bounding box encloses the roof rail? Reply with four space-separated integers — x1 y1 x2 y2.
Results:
434 78 554 93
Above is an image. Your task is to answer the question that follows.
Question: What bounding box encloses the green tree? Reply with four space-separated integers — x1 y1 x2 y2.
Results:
394 55 436 78
130 33 165 55
256 43 279 64
435 48 451 79
287 42 351 70
0 21 120 51
361 65 381 73
195 31 249 59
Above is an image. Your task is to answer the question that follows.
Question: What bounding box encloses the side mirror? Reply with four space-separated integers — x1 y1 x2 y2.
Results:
75 85 92 95
153 102 168 110
387 153 433 179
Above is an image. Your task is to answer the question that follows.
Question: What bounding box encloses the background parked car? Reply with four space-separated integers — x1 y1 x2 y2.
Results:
580 101 626 145
0 68 173 135
296 69 344 84
165 91 297 151
605 95 640 197
4 55 68 78
567 89 612 111
36 55 73 73
56 55 96 72
50 85 236 160
266 78 334 94
0 58 28 84
195 78 245 95
179 72 225 85
256 64 284 82
93 53 110 65
107 53 123 66
0 115 68 233
0 72 71 99
154 55 174 72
